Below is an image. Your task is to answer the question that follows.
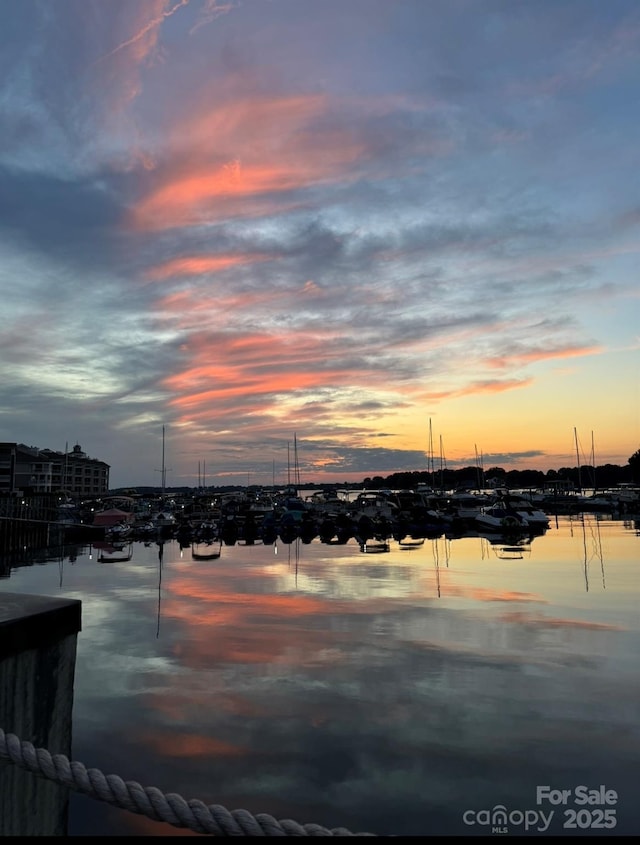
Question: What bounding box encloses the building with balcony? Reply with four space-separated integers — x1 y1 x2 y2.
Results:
0 442 110 496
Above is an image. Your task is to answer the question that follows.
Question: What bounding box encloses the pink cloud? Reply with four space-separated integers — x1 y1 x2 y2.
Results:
145 252 274 281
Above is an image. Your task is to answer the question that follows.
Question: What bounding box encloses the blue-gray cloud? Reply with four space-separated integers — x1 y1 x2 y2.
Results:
0 0 637 486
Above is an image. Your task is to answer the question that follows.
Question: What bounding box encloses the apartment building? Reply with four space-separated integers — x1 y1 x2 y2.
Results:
0 442 110 495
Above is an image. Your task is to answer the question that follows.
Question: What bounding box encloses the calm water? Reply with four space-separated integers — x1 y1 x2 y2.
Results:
1 513 639 837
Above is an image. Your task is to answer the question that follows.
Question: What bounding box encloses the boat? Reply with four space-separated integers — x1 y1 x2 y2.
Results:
191 540 222 560
475 503 529 532
304 489 351 515
131 519 158 538
154 511 177 529
581 485 640 514
499 494 550 531
95 541 133 563
350 490 401 522
446 490 494 521
191 519 219 541
93 507 135 529
105 521 133 540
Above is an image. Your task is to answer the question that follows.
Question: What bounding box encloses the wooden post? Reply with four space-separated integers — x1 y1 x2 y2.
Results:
0 593 82 835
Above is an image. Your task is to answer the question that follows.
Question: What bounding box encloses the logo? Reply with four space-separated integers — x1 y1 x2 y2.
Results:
462 785 618 834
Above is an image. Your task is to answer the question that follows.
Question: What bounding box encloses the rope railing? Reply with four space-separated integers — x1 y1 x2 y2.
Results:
0 729 375 836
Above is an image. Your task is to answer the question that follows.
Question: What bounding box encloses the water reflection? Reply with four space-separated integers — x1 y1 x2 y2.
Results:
157 540 163 640
568 513 606 593
0 516 638 836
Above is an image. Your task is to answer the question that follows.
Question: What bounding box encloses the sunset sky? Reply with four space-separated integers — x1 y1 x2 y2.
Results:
1 0 638 489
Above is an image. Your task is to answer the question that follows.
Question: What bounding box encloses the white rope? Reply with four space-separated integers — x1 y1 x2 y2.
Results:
0 729 375 836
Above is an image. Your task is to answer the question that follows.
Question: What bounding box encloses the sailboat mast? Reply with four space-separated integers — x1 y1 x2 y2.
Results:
475 444 484 492
428 418 434 482
155 425 171 491
162 425 166 493
294 433 301 489
574 427 582 495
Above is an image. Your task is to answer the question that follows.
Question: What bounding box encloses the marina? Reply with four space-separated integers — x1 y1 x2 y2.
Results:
1 503 639 836
2 1 638 835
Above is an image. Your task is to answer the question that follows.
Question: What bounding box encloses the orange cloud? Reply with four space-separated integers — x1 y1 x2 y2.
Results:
129 93 366 231
423 378 534 402
154 289 275 321
486 344 603 369
169 370 341 408
145 252 274 281
154 283 328 328
131 161 303 230
153 329 371 416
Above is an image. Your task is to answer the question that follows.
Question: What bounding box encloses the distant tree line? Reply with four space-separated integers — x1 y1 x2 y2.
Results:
110 449 640 496
364 449 640 492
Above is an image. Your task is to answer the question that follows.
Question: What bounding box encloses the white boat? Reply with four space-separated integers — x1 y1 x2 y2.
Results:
501 496 550 530
475 504 529 532
350 491 400 521
305 490 351 515
447 491 494 521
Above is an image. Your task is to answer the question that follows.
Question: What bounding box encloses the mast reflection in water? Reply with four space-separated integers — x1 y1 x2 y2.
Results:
1 513 639 836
